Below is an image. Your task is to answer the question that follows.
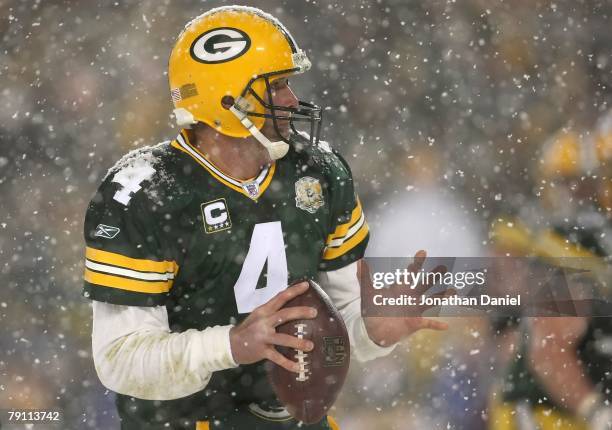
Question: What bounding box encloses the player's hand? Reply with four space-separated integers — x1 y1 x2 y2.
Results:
229 282 317 373
360 251 450 347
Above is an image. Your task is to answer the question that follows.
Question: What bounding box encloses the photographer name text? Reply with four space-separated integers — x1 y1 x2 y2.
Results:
372 294 521 307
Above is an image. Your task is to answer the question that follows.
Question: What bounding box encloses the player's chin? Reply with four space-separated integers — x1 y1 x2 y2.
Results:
261 120 291 140
273 123 291 139
278 127 291 139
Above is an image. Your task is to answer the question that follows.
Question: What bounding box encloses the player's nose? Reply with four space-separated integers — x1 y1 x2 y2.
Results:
276 85 299 109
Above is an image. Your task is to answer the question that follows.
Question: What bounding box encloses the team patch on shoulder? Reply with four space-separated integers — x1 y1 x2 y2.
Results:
295 176 324 214
201 198 232 234
94 224 120 239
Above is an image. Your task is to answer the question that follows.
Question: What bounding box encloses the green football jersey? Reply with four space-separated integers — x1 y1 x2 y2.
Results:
82 130 369 428
502 212 612 409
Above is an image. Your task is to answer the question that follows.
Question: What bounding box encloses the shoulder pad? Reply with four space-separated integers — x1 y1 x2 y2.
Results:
291 132 351 179
104 141 169 180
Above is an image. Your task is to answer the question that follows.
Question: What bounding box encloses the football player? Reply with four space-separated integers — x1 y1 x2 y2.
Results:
489 121 612 430
83 7 446 430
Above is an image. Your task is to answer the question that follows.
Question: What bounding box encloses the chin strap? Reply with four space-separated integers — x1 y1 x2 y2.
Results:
229 103 289 160
173 103 290 160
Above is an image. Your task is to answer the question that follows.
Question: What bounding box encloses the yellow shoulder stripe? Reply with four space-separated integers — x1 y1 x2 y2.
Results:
84 269 172 294
86 247 178 274
323 221 369 260
327 199 363 243
538 230 599 259
537 230 608 277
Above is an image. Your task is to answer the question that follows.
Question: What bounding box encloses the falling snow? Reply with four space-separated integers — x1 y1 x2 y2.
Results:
1 1 611 429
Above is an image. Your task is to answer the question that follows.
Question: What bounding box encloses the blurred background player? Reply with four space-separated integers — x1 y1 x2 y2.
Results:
489 113 612 430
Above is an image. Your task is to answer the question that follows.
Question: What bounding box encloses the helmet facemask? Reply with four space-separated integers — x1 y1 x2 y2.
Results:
243 70 323 144
229 53 323 159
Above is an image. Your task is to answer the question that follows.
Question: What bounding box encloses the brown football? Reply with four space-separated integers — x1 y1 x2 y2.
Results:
268 279 350 424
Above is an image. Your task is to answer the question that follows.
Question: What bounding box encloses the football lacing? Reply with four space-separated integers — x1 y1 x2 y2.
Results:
294 323 309 382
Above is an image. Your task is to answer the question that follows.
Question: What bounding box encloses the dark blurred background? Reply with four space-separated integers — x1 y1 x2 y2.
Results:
1 0 611 428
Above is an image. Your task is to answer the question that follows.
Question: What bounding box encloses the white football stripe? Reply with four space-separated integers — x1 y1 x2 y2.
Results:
86 260 175 282
328 213 365 248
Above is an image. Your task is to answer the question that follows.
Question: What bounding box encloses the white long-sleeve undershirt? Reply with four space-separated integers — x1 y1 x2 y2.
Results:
91 302 237 400
316 261 397 363
91 261 396 400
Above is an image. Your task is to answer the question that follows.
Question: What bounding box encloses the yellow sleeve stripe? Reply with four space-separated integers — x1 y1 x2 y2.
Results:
322 221 369 260
84 269 172 294
326 199 363 243
327 416 340 430
86 247 178 275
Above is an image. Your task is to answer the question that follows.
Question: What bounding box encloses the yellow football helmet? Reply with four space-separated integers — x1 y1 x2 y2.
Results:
594 110 612 213
537 128 599 214
594 109 612 168
538 122 612 214
539 129 597 178
168 6 322 159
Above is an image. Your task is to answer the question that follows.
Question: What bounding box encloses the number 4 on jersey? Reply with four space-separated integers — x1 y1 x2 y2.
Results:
112 163 156 206
234 221 288 314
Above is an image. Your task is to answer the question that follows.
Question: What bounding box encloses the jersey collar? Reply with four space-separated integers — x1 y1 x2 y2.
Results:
171 130 276 200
